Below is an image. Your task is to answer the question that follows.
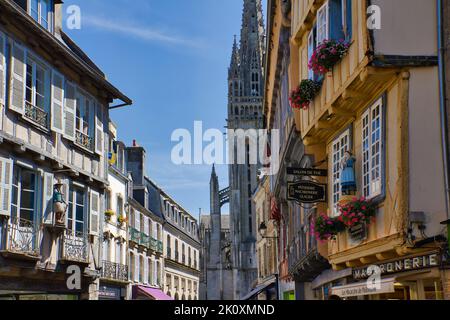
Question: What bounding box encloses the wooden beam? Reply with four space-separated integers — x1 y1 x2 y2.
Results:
330 106 355 117
360 256 378 265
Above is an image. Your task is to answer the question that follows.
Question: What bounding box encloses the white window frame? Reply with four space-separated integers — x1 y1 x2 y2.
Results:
67 184 86 235
75 90 94 138
25 55 50 113
362 97 384 199
316 2 329 45
330 128 351 216
28 0 54 33
11 165 37 225
307 29 315 80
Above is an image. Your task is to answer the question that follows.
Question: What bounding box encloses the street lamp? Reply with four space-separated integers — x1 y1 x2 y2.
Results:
258 221 278 239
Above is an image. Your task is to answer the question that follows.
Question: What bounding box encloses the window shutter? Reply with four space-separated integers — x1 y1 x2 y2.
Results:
51 71 64 134
95 102 104 155
329 0 345 41
135 211 141 231
64 81 76 141
134 255 139 282
89 190 100 236
9 42 26 114
0 31 6 106
0 157 13 217
144 258 148 284
144 216 149 235
42 172 54 225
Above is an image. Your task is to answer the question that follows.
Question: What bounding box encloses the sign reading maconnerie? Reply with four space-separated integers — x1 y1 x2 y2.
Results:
353 253 440 280
287 181 327 204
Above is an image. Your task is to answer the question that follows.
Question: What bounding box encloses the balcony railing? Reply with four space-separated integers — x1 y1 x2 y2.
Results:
61 231 89 263
101 260 128 282
75 130 94 152
24 102 48 128
157 240 163 254
6 217 39 256
140 233 150 248
129 227 141 244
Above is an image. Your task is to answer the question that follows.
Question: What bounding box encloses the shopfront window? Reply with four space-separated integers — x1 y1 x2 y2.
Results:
423 279 444 300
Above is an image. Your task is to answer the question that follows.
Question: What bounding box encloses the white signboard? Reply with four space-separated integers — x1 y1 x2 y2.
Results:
331 278 396 298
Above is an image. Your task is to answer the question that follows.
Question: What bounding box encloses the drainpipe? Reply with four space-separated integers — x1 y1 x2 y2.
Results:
437 0 450 253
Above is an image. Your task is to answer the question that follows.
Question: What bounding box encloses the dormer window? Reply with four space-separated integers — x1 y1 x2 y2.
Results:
14 0 54 32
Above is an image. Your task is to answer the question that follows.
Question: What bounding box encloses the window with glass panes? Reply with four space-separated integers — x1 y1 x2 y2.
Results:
25 57 49 112
362 98 383 199
11 166 36 225
331 129 350 215
29 0 53 32
316 2 329 45
67 186 85 234
75 92 93 136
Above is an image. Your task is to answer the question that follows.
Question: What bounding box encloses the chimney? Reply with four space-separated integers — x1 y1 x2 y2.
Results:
54 1 64 37
125 142 146 186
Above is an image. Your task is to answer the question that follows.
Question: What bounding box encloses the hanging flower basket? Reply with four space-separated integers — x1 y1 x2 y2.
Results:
311 213 345 242
289 79 322 110
104 209 115 218
308 39 351 75
118 215 128 225
337 197 377 229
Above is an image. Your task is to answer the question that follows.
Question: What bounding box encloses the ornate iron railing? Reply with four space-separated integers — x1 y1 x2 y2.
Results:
24 102 48 128
61 231 89 263
75 130 94 152
149 237 158 251
157 240 163 253
7 217 39 255
129 227 141 243
101 260 128 282
140 233 150 248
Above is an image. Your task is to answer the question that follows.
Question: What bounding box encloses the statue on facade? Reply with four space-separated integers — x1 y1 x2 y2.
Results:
53 180 67 225
340 150 357 195
222 241 232 270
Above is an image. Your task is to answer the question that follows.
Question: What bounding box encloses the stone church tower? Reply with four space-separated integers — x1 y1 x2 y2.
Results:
227 0 265 299
203 0 265 300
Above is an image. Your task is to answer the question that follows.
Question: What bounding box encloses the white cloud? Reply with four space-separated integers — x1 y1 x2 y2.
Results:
83 15 204 49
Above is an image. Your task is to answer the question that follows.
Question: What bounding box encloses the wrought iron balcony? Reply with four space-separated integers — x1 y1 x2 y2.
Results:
75 130 94 152
149 237 158 251
157 240 163 254
129 227 141 244
24 102 48 128
61 231 89 263
101 260 128 282
5 217 39 257
140 233 150 248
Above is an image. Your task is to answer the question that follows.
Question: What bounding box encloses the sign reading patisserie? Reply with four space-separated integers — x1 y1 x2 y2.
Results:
353 253 440 280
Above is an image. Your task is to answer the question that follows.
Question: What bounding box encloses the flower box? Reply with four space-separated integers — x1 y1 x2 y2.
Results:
289 79 322 110
308 39 351 75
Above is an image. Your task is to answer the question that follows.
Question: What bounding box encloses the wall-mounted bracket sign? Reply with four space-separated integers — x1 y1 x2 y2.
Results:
287 167 328 177
287 181 327 204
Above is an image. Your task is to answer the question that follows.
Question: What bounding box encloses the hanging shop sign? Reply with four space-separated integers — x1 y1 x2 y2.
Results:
353 253 440 280
287 181 327 204
287 167 328 177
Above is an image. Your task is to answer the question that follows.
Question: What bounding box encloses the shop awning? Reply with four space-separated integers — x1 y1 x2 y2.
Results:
241 278 277 300
136 286 174 300
331 277 396 298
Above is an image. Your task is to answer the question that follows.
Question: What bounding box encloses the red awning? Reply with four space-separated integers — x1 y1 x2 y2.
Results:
136 286 173 300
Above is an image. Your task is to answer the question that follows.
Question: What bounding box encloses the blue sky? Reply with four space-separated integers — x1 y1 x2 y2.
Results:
63 0 267 220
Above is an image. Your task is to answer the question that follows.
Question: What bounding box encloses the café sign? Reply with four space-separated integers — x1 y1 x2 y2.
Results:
287 181 327 204
353 253 440 280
